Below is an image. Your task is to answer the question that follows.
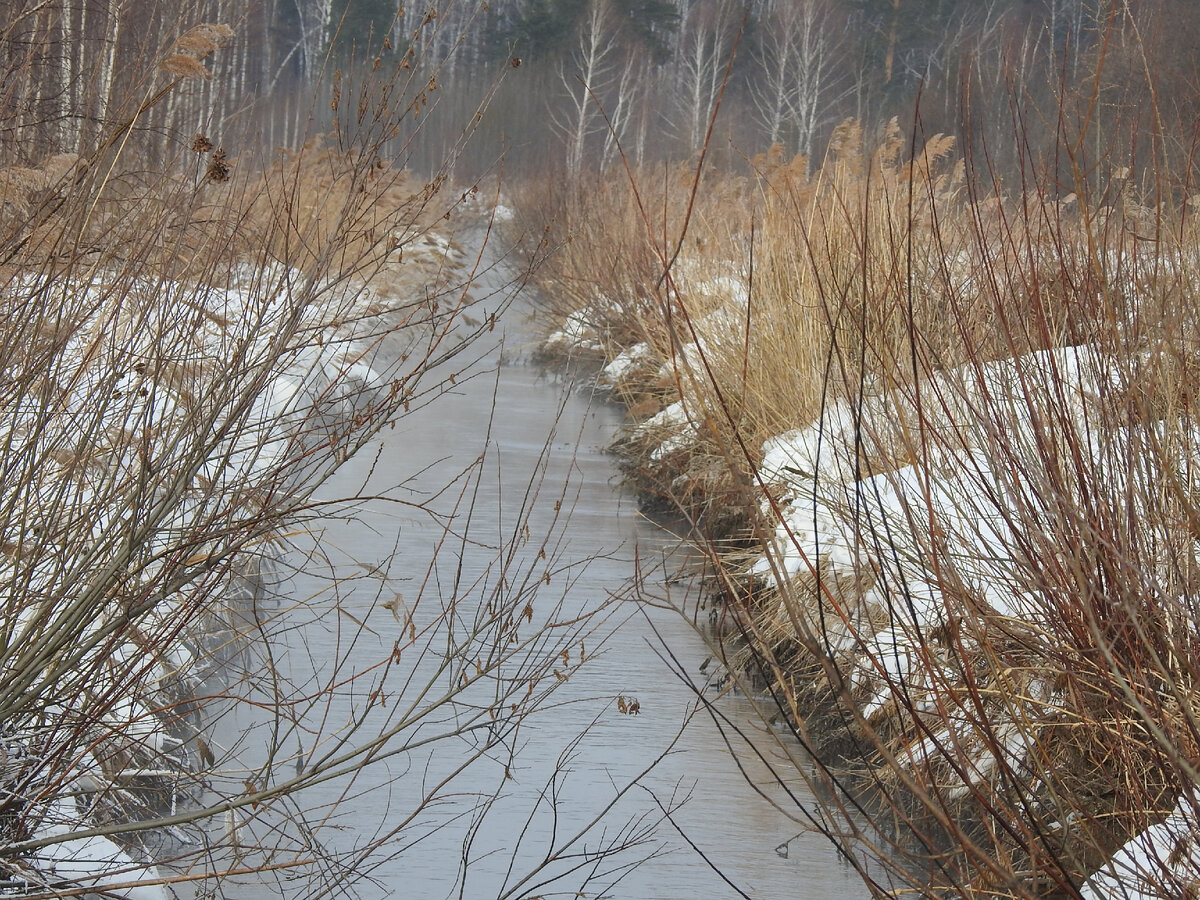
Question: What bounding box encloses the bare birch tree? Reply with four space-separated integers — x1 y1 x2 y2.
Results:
673 0 738 152
297 0 334 79
553 0 625 176
751 0 843 159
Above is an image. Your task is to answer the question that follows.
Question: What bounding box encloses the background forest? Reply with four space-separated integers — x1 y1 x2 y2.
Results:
8 0 1199 184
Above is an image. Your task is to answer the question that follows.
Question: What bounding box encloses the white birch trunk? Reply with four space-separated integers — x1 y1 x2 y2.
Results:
600 55 641 172
94 0 124 138
554 0 620 175
298 0 333 80
674 0 733 152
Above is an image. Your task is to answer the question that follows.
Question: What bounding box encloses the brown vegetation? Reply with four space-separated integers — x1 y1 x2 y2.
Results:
521 39 1200 898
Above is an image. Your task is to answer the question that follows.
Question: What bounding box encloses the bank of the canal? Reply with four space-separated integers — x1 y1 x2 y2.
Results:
523 161 1200 897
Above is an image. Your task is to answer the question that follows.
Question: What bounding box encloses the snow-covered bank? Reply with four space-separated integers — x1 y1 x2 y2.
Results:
0 227 468 893
537 261 1200 896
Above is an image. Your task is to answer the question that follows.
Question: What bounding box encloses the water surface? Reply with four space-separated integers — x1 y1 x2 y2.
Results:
204 243 869 900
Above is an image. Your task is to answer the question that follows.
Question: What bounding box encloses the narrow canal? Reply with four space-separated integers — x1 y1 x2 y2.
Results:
205 234 869 899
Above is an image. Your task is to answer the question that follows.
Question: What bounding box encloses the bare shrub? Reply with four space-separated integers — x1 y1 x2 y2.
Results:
0 3 655 897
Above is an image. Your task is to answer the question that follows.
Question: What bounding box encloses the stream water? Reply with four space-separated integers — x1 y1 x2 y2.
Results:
203 238 870 900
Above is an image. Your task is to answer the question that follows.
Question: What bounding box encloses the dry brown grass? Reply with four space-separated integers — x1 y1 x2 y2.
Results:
521 106 1200 895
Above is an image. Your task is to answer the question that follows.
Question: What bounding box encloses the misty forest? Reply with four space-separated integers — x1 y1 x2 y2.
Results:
3 0 1200 898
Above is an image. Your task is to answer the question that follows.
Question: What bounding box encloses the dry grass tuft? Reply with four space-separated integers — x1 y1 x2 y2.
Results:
170 23 234 61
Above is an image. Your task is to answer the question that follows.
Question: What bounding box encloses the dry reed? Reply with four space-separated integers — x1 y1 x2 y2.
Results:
522 99 1200 896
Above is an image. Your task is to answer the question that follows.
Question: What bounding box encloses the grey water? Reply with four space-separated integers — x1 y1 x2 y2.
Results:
203 241 869 900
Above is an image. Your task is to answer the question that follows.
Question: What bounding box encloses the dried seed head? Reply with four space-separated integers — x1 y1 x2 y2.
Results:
191 133 214 153
161 23 233 79
205 148 230 183
161 54 214 81
172 23 234 60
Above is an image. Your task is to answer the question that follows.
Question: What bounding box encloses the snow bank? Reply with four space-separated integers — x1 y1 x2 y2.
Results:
749 344 1200 887
29 798 167 900
1082 798 1200 899
543 307 607 354
599 341 654 387
749 348 1147 700
643 400 697 461
0 256 412 892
